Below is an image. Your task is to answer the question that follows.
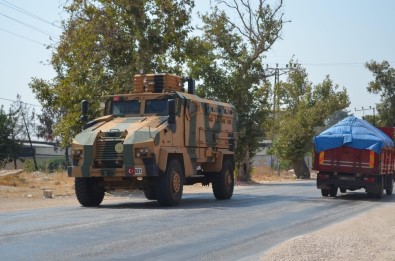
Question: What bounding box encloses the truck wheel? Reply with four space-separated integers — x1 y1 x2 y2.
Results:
156 159 183 206
75 177 105 207
321 189 329 197
386 176 393 196
340 188 347 193
212 159 234 200
144 185 157 200
377 178 384 199
329 186 338 197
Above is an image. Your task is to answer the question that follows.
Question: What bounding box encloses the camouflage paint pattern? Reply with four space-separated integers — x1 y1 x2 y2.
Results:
68 75 237 186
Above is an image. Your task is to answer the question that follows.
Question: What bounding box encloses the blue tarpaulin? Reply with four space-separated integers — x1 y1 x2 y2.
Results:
314 116 394 154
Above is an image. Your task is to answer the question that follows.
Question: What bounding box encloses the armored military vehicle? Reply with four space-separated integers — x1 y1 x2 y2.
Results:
68 73 237 206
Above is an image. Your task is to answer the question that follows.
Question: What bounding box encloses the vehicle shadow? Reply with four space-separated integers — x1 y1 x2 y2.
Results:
333 191 395 203
83 182 395 210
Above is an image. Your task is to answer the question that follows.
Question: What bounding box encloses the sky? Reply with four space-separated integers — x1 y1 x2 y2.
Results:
0 0 394 119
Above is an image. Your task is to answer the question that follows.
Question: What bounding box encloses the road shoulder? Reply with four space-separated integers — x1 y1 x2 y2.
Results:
262 203 395 261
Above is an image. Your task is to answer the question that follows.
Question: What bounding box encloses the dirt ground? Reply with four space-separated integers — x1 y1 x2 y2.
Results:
0 166 295 212
0 169 215 212
3 168 392 260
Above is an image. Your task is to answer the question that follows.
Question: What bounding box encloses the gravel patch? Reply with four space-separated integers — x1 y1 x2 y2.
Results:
262 205 395 261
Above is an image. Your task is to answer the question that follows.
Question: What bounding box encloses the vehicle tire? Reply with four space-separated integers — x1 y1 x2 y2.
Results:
156 158 183 206
321 189 329 197
376 190 384 199
144 185 157 200
75 177 105 207
212 159 234 200
374 176 385 199
367 192 375 198
377 177 384 199
386 175 393 196
340 188 347 193
329 186 338 197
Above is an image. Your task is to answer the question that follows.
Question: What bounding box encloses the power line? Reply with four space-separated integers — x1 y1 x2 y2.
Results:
0 12 58 39
0 0 62 29
0 97 41 108
0 26 44 45
266 61 395 67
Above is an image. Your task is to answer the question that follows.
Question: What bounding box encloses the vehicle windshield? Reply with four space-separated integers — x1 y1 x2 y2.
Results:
144 99 168 115
112 100 140 115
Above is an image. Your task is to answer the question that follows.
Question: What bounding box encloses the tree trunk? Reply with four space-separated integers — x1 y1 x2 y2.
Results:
22 117 38 171
237 150 251 181
292 158 310 179
13 157 17 170
65 147 70 169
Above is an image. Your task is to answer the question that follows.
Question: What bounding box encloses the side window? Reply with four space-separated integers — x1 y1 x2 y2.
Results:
112 100 140 115
145 99 168 115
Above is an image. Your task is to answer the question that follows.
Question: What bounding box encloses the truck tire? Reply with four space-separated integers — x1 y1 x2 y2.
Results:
340 188 347 193
144 185 157 200
321 189 329 197
75 177 105 207
156 159 183 206
329 186 338 197
377 177 384 199
212 159 234 200
386 175 393 196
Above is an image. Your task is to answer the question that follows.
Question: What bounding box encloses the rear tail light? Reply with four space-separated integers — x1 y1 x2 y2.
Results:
364 177 375 183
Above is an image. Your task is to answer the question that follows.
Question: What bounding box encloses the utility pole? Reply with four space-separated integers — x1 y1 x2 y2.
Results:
355 106 376 125
264 63 298 116
263 63 297 174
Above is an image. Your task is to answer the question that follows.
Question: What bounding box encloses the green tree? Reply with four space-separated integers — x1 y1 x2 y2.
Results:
30 0 194 147
9 95 38 170
362 114 378 126
0 106 20 168
315 109 350 134
188 0 285 181
269 65 349 178
365 60 395 126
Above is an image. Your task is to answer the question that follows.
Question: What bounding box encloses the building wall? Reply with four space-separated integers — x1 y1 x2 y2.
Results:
3 144 68 170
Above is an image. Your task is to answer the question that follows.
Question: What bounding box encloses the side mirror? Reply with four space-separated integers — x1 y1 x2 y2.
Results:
187 79 195 94
168 99 176 125
81 100 88 123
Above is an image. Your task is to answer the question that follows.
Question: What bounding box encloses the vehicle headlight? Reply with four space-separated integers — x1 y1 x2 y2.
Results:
72 149 83 158
135 148 151 158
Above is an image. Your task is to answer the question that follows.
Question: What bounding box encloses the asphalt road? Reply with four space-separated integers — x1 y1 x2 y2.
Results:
1 180 393 261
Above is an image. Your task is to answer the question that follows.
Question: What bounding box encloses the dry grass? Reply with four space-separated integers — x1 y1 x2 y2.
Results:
0 174 29 187
251 166 297 183
0 171 74 199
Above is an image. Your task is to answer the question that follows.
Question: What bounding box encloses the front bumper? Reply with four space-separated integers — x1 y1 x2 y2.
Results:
68 164 160 178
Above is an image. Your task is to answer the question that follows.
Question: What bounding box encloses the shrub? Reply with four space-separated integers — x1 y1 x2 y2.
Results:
45 157 67 173
23 157 67 173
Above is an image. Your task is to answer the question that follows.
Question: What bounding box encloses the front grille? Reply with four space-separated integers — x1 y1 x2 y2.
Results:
93 138 124 168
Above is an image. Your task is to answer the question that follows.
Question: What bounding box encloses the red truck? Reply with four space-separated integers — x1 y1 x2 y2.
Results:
313 116 395 198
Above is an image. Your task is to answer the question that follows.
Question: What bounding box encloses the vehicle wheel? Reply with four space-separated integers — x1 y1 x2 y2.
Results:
144 184 157 200
156 159 183 206
321 189 329 197
386 176 393 196
212 159 234 200
367 192 375 198
377 177 384 199
329 186 338 197
340 188 347 193
75 177 105 207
